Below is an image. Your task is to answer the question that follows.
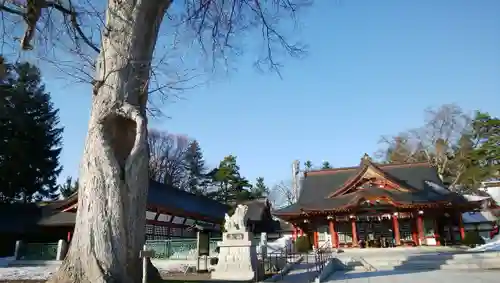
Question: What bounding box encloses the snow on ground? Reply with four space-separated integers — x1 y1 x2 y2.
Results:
258 235 294 253
0 262 199 280
0 236 294 280
170 249 198 259
469 234 500 252
0 266 58 280
0 260 206 280
0 257 56 280
172 235 294 258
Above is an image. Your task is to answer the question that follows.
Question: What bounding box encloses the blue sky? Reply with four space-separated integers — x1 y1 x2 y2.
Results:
42 0 499 188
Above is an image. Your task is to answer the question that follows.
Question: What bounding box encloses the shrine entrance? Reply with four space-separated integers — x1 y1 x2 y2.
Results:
356 216 395 248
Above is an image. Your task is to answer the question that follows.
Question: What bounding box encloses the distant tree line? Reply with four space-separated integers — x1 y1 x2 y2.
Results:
0 57 270 204
5 60 494 204
377 104 499 194
147 129 270 205
272 104 499 205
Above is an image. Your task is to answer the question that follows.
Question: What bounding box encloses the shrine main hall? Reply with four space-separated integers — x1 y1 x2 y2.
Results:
274 155 480 248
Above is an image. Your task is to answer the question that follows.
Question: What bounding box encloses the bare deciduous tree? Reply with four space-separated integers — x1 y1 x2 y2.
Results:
377 104 472 186
1 0 309 282
269 180 295 209
148 129 189 189
376 133 427 164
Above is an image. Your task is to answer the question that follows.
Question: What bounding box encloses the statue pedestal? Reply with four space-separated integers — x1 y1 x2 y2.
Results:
211 232 257 281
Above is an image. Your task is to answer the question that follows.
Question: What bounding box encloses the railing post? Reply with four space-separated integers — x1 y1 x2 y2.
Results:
260 232 267 259
56 239 67 261
140 245 155 283
14 240 23 260
167 240 171 259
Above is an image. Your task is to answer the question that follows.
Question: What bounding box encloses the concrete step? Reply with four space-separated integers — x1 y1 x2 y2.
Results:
361 259 500 271
372 262 500 271
367 257 500 266
354 251 500 261
341 255 500 272
280 262 319 283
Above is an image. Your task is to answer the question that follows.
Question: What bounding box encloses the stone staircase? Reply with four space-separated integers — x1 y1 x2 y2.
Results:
277 251 334 283
339 251 500 272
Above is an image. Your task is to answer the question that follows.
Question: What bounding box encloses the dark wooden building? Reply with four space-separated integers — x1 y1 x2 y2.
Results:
0 181 229 255
1 182 291 256
274 155 479 249
55 180 230 241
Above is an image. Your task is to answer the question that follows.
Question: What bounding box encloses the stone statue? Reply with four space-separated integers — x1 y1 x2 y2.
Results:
213 203 256 281
224 213 234 231
223 204 249 232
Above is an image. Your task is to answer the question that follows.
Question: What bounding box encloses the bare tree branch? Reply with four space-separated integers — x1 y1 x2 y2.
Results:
1 0 311 281
269 180 295 208
148 129 191 190
0 0 99 52
377 104 473 187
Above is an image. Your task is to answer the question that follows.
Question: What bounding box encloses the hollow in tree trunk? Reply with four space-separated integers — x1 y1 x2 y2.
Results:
47 1 171 282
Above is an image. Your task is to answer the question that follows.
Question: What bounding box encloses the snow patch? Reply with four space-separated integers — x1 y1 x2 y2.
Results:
462 211 497 223
258 235 294 253
0 266 58 280
0 236 296 280
169 249 198 260
468 234 500 252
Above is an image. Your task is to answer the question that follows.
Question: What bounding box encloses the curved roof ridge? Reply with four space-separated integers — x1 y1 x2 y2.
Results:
306 161 431 176
327 155 420 198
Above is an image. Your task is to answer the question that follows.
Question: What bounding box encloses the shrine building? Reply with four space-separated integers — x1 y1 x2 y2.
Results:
0 180 288 256
0 180 229 252
53 180 229 242
273 154 481 248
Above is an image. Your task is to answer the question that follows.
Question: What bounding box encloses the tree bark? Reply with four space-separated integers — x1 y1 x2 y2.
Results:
47 1 171 282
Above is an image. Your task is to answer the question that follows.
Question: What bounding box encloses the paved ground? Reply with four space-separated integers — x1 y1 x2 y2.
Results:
279 261 317 283
278 254 321 283
326 269 500 283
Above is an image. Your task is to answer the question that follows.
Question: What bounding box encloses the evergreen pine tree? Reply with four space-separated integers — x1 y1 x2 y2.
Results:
60 176 79 199
321 161 332 169
470 112 500 181
207 155 252 203
0 60 63 202
303 160 313 171
184 140 207 195
251 177 269 199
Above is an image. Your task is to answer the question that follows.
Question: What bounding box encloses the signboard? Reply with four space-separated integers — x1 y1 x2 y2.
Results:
197 231 210 256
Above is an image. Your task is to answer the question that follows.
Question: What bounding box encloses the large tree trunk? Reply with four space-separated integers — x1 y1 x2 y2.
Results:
48 1 171 282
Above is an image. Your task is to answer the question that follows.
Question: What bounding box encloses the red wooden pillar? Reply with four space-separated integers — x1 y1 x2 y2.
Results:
292 226 297 240
417 212 424 245
313 231 319 249
434 219 441 246
350 217 358 247
392 214 401 246
329 219 338 248
411 215 418 245
458 213 465 240
299 228 304 237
